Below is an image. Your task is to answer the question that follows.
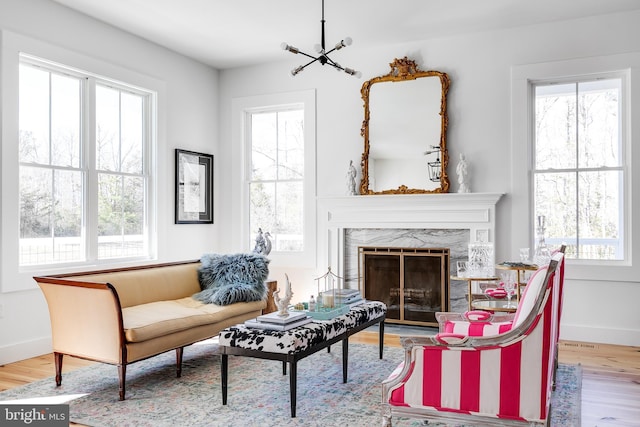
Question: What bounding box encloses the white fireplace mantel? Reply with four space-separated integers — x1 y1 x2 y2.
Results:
317 193 504 275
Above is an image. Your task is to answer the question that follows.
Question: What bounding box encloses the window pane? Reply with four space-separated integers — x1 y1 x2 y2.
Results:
275 181 303 251
19 167 84 265
578 80 621 168
54 170 83 238
121 92 144 174
577 171 622 260
277 109 304 180
98 174 146 259
251 112 277 180
535 172 576 258
123 176 145 236
96 85 120 171
51 73 81 167
535 83 577 170
250 181 276 242
98 173 123 258
19 64 50 164
20 167 52 239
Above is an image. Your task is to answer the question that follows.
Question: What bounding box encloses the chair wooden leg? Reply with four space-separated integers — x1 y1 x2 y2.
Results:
381 407 393 427
176 347 184 377
54 352 63 387
118 364 127 401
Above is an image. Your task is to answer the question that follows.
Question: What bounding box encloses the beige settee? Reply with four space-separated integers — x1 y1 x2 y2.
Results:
35 260 274 400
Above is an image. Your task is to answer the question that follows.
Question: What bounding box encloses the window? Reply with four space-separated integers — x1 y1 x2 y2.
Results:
248 107 304 252
18 56 153 267
533 76 625 260
234 90 315 266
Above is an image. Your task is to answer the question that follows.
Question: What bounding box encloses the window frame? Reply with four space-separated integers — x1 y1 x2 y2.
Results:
246 105 305 253
232 90 317 268
1 32 159 293
17 56 153 268
511 53 640 282
531 74 627 262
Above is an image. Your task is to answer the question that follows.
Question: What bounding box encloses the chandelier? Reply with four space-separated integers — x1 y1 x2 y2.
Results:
280 0 361 77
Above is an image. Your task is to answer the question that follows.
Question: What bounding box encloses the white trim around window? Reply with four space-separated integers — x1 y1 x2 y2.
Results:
1 31 162 292
511 52 640 282
231 90 317 269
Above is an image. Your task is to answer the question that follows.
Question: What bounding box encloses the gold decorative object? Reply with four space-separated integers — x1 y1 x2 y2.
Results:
359 57 450 195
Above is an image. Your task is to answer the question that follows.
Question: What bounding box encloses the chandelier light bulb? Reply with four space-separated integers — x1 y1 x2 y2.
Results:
314 44 323 53
344 67 361 78
291 65 304 76
343 36 353 46
280 42 288 50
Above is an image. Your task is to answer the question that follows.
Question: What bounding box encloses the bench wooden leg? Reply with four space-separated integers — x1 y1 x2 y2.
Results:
221 354 228 405
379 320 385 359
176 347 184 377
342 338 348 383
289 359 297 418
54 352 63 386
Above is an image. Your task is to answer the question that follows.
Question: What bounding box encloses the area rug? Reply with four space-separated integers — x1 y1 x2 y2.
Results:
0 341 581 427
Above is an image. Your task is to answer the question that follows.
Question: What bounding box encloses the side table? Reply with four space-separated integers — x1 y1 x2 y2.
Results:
472 299 517 313
450 274 500 311
495 262 538 302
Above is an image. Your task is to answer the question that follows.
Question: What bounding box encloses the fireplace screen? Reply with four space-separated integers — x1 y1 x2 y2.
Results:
358 247 449 327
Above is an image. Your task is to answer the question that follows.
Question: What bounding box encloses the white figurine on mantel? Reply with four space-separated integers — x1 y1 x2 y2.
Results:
346 160 358 195
456 153 470 193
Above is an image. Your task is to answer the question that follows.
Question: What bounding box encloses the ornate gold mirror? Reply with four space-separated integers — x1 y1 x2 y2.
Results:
359 57 450 194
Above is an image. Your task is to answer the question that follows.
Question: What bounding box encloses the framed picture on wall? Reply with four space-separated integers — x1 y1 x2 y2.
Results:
175 149 214 224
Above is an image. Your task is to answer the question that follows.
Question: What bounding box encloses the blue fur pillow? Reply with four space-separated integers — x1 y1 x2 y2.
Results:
193 253 269 305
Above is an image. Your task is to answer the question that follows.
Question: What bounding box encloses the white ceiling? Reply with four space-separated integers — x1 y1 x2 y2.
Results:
51 0 640 69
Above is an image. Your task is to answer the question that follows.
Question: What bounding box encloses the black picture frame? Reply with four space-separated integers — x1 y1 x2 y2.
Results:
175 149 214 224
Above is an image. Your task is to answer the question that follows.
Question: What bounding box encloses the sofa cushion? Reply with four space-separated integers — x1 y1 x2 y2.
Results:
122 297 265 342
193 253 269 305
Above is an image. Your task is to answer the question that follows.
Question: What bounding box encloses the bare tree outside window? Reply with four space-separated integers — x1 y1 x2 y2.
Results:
249 109 304 252
18 58 151 266
534 78 624 260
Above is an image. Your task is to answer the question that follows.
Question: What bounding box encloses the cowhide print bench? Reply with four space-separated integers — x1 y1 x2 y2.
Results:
218 301 387 417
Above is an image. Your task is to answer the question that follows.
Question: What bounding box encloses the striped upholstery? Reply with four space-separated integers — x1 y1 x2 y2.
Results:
443 319 513 336
382 253 563 427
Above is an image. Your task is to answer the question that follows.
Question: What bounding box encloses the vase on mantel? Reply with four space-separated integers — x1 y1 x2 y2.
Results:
533 215 551 266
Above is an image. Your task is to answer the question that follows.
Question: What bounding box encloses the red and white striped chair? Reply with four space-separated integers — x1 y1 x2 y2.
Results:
381 252 563 427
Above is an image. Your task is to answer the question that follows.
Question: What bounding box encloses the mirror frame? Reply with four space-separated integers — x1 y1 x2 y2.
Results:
359 57 450 195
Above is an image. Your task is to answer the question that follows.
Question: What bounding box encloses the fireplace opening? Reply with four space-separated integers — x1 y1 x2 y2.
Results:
358 247 449 327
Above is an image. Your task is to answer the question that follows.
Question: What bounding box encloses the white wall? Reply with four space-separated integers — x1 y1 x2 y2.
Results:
0 0 221 364
219 11 640 346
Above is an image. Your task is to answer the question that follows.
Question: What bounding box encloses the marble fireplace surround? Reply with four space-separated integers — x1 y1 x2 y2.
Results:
317 193 503 313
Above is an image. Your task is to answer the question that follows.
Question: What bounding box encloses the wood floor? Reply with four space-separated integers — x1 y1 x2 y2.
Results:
1 333 639 427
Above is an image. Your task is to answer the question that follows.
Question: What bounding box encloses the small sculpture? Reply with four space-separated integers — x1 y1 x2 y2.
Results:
274 274 294 317
252 228 272 255
346 160 358 196
456 153 470 193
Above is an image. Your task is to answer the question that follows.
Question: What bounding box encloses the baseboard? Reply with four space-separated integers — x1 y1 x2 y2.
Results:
561 324 640 347
0 336 52 365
